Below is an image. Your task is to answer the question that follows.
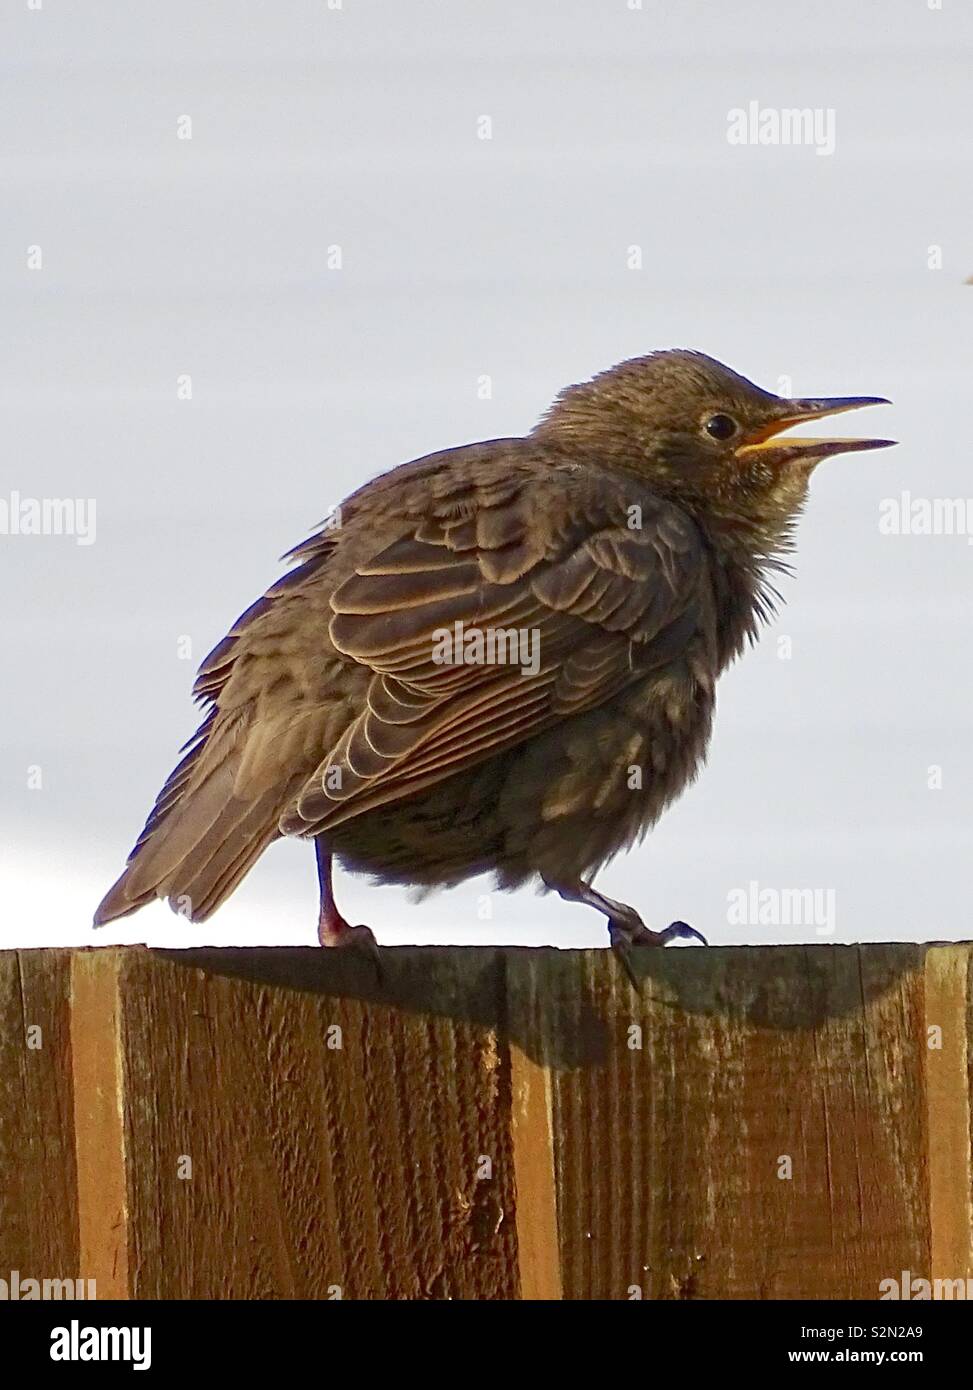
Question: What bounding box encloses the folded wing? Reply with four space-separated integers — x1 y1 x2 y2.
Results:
282 468 707 834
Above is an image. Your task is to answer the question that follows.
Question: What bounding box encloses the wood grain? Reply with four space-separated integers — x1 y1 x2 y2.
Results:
0 949 77 1281
533 945 929 1299
507 955 563 1300
922 945 973 1288
70 949 129 1298
120 947 517 1298
0 943 969 1299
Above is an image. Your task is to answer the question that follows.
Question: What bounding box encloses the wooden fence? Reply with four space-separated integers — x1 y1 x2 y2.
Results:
1 943 971 1299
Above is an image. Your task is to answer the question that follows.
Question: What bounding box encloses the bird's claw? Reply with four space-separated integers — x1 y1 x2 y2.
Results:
609 918 707 949
610 936 641 991
609 917 707 990
658 919 708 946
317 921 384 984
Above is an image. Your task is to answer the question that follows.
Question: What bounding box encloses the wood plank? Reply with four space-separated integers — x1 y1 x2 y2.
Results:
2 943 972 1301
119 947 519 1299
548 945 929 1299
0 949 78 1283
922 945 973 1290
70 948 129 1298
506 952 563 1300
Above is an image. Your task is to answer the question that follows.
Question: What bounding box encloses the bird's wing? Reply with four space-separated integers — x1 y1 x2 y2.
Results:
282 465 709 834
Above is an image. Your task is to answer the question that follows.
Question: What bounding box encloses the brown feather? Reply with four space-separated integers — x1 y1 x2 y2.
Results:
97 348 822 927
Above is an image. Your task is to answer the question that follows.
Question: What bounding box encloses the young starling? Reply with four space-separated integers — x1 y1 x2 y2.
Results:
95 350 892 958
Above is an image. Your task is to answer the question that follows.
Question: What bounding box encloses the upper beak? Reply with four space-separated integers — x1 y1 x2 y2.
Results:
735 395 895 464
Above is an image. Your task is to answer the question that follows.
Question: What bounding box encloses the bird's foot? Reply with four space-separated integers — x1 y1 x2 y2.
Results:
608 916 707 950
609 917 707 990
317 919 378 949
614 918 708 948
317 916 383 981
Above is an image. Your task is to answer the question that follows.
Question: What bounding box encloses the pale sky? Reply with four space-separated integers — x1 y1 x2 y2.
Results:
2 0 971 951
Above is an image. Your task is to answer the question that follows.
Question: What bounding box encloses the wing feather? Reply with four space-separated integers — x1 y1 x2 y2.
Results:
282 469 707 835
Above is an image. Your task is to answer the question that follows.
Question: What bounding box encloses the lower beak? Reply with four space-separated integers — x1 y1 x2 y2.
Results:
735 395 895 464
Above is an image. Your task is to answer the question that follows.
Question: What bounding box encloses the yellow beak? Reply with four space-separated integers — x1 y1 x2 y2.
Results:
735 395 895 463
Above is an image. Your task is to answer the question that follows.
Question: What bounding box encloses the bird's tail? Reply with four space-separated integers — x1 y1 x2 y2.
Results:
93 719 284 926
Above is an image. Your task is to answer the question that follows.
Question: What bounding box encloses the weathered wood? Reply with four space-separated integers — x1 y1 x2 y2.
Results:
119 948 516 1299
0 943 969 1299
0 950 77 1280
922 947 973 1289
70 950 129 1299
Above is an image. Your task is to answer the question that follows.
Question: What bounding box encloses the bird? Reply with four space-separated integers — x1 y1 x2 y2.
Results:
94 349 893 968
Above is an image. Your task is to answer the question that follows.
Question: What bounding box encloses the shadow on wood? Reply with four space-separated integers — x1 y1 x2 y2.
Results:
159 941 925 1065
0 943 970 1299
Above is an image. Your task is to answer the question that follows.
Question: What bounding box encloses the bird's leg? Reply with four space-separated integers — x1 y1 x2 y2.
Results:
545 875 706 984
314 840 381 970
546 875 706 946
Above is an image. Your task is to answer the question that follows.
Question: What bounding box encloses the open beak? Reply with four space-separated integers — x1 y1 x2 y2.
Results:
735 395 895 465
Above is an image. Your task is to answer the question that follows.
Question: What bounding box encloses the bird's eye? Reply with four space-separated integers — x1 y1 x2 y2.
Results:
704 413 738 441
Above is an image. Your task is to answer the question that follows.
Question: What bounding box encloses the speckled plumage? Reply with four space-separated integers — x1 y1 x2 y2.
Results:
95 350 891 945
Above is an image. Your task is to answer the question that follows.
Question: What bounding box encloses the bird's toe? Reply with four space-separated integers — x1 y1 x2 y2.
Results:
660 919 708 946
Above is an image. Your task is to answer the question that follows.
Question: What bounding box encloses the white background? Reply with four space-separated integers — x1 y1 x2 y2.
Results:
2 0 971 949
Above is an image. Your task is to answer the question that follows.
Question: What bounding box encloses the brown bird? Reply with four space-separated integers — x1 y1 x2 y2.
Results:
95 350 892 963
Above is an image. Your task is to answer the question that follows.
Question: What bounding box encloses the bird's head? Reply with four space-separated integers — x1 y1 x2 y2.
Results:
534 349 894 554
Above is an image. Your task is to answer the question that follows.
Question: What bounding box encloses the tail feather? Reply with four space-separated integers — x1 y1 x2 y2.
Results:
94 730 285 926
159 788 283 920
